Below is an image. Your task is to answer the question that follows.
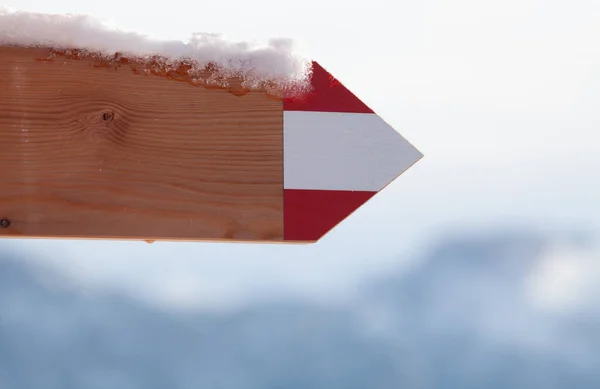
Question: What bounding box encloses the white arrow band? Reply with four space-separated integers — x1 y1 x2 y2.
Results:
283 111 422 192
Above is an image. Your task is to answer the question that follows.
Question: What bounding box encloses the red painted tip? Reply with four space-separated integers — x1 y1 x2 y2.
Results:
284 189 376 242
283 61 374 114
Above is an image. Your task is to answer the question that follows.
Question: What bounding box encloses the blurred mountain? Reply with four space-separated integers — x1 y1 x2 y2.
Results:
356 230 599 388
0 230 598 388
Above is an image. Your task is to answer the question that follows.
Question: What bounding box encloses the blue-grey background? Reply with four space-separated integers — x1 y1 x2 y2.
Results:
2 0 599 387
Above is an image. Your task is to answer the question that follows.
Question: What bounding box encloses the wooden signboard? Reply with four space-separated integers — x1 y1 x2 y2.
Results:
0 45 422 243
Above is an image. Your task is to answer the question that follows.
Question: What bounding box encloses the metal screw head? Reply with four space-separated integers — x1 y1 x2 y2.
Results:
0 219 10 228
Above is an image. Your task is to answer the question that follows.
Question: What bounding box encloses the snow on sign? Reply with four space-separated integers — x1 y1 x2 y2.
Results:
0 9 422 243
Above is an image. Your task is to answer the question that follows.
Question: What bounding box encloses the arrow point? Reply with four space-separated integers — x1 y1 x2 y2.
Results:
282 61 422 242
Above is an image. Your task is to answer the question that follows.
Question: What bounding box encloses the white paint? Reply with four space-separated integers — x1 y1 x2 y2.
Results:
284 111 422 191
0 6 312 89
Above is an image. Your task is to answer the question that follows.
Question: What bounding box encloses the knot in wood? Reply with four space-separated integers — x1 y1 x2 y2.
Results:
102 111 115 123
0 218 11 228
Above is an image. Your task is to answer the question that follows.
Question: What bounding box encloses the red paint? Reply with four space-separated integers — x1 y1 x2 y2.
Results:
283 61 374 114
284 189 376 241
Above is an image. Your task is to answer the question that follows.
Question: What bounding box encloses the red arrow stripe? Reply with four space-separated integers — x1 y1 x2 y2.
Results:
283 61 374 114
283 189 376 241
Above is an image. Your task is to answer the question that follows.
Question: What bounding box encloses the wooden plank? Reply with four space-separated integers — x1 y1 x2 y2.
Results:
0 46 284 242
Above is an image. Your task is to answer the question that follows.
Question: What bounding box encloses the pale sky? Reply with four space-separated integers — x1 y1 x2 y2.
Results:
3 0 599 311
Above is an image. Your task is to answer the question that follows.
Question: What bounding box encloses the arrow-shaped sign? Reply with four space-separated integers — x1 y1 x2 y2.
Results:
283 61 422 241
0 46 421 243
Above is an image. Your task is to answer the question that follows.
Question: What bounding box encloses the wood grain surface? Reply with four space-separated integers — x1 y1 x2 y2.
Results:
0 46 284 241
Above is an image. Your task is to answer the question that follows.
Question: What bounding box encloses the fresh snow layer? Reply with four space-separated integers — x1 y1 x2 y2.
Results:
0 7 312 90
